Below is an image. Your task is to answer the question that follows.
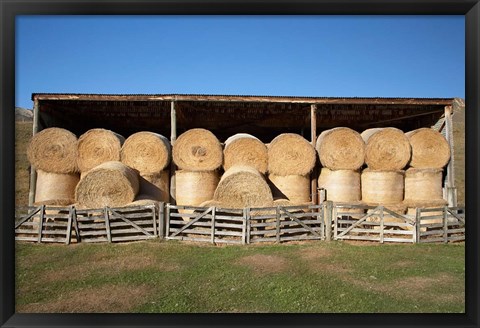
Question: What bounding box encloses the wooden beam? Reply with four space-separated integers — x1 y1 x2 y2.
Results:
28 99 40 206
310 104 318 205
169 100 177 205
444 106 457 206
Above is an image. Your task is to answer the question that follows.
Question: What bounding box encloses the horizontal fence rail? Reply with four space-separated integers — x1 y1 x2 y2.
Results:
15 202 464 245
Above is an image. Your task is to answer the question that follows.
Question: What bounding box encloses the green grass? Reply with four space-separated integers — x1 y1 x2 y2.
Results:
16 240 465 313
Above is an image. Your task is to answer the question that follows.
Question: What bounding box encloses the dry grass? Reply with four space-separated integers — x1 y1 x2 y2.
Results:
17 284 152 313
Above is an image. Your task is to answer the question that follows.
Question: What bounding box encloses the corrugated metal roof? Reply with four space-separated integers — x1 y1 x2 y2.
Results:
31 92 454 104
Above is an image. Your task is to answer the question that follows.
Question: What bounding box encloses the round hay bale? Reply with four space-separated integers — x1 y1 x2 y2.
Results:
139 170 170 202
404 168 443 202
27 127 78 173
77 129 125 172
406 128 450 168
75 161 139 209
125 196 159 207
268 174 311 203
34 170 79 206
175 170 220 208
361 169 404 204
267 133 316 176
317 168 361 202
172 128 223 171
213 165 273 208
316 127 365 170
198 199 224 208
223 133 268 174
361 127 411 170
121 132 171 174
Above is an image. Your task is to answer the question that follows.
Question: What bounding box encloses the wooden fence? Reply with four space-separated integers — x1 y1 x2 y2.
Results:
332 203 465 244
15 202 464 245
165 204 324 244
15 204 161 244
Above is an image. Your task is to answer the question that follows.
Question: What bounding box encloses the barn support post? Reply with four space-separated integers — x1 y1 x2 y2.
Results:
28 98 40 206
444 105 457 207
310 104 318 205
169 100 177 205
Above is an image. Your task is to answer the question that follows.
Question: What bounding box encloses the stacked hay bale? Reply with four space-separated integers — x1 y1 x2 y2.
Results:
360 127 411 220
267 133 316 204
77 128 125 178
223 133 268 174
316 128 365 213
27 127 80 206
404 128 450 224
172 129 222 211
213 165 273 208
75 161 139 209
121 131 171 203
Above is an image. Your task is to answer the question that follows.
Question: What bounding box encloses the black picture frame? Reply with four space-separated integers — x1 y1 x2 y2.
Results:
1 1 478 327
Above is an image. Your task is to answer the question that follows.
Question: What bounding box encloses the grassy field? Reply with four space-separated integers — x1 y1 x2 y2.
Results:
16 240 465 313
14 118 466 313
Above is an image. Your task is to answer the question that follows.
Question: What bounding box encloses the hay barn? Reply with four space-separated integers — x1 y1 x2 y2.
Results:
28 93 461 208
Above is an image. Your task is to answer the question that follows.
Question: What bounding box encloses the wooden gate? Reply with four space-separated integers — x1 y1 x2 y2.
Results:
416 206 465 243
165 204 324 244
333 204 416 243
15 205 75 244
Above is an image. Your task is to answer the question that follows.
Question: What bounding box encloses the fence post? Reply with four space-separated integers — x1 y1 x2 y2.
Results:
325 201 333 241
443 206 448 243
65 205 74 245
246 207 251 244
276 207 281 243
380 206 384 244
211 207 216 244
415 208 421 244
104 207 112 243
242 207 247 245
37 205 45 243
158 202 165 239
165 204 171 238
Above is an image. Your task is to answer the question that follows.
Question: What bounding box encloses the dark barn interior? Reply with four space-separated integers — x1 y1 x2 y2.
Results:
32 94 455 143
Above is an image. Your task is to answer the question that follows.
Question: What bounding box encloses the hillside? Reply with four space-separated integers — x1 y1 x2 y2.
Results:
15 107 33 122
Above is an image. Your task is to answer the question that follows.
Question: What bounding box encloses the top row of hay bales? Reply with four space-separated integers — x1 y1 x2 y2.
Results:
316 127 450 171
173 129 316 176
27 126 450 177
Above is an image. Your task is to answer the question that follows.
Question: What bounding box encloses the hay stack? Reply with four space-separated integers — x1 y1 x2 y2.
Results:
268 174 310 203
139 170 170 202
75 161 139 208
316 127 365 170
77 129 125 173
175 170 220 208
172 128 223 171
213 165 273 208
361 127 411 170
34 170 79 206
317 168 361 202
404 168 444 203
267 133 316 176
361 169 404 204
223 133 268 174
27 127 78 173
121 132 171 174
406 128 450 168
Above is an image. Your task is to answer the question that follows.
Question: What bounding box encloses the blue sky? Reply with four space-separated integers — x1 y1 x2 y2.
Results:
15 15 464 109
